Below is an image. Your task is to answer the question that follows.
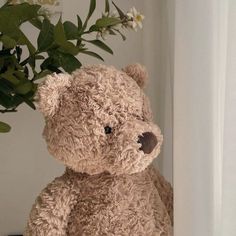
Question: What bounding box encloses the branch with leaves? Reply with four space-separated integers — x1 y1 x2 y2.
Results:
0 0 144 132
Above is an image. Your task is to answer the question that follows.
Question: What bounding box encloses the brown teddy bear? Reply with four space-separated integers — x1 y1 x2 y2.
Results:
25 64 173 236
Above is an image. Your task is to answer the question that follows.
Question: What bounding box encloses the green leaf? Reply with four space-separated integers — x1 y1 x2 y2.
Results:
29 17 42 30
85 39 113 54
2 76 19 86
105 0 110 13
33 69 51 81
58 41 80 55
28 56 36 69
0 3 41 54
114 29 126 40
53 18 80 55
0 35 16 49
76 15 83 46
87 0 96 21
35 55 45 60
0 121 11 133
112 1 126 19
0 88 25 109
15 62 24 71
88 24 100 32
1 71 19 85
38 19 54 51
0 78 30 109
15 81 33 95
63 21 80 40
82 0 96 30
61 54 82 72
15 46 22 62
14 71 26 80
77 15 83 30
81 51 104 61
96 17 121 27
42 50 81 73
0 79 14 95
0 3 41 28
24 66 29 77
20 96 36 109
40 56 60 71
54 17 67 45
0 58 4 69
0 92 15 108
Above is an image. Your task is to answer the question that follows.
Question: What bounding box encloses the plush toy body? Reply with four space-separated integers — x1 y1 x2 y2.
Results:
25 64 173 236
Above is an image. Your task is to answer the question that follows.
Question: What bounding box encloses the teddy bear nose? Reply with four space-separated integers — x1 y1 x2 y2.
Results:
138 132 158 154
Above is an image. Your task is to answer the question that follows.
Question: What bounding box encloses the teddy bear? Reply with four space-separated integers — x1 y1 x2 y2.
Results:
25 64 173 236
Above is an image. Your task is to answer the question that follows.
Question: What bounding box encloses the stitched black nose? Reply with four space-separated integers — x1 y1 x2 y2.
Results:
138 132 158 154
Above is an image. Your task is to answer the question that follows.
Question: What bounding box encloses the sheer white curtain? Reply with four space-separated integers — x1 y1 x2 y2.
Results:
221 1 236 235
174 0 236 236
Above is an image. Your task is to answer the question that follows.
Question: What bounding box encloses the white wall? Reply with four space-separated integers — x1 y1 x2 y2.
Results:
0 1 172 235
221 1 236 235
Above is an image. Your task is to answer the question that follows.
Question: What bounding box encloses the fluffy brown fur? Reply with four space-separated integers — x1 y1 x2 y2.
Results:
25 64 173 236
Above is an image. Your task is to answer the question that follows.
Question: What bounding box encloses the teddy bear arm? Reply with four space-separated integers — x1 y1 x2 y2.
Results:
148 164 173 225
24 175 77 236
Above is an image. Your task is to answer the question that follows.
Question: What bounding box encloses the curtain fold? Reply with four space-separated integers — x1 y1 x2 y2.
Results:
173 0 230 235
221 1 236 235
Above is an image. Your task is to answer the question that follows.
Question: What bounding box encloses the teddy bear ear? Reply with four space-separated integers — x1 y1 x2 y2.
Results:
122 63 148 88
36 73 72 118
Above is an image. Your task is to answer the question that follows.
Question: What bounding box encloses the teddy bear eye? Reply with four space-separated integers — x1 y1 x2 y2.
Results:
104 126 112 134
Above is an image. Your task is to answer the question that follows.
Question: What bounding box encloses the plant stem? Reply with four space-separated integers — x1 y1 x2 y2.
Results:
0 109 17 113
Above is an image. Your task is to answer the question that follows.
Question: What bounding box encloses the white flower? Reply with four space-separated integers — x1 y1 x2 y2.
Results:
112 23 122 30
102 11 109 17
102 10 118 18
126 7 145 31
39 7 53 19
110 10 118 18
96 28 109 40
98 10 121 39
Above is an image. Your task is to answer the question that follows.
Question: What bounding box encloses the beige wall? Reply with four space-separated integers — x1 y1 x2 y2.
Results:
0 1 172 235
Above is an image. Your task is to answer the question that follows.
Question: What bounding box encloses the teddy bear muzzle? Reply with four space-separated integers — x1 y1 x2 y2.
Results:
138 132 158 154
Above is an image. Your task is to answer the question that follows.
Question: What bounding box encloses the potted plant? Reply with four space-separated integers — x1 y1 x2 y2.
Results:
0 0 144 132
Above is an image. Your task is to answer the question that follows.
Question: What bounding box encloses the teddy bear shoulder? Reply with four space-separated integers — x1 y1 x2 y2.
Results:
65 166 172 236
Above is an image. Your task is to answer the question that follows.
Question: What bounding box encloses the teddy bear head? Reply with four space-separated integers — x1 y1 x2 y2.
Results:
36 64 163 175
